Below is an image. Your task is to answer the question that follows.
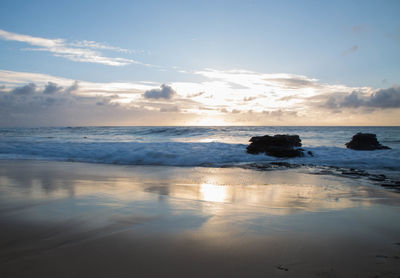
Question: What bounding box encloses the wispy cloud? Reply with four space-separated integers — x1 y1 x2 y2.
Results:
0 29 152 67
352 25 366 34
341 45 358 56
69 40 132 53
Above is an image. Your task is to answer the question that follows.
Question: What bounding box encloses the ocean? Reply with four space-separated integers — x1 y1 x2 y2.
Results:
0 126 399 174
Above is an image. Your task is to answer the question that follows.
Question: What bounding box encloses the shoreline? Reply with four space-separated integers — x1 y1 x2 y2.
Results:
1 157 399 192
0 159 400 277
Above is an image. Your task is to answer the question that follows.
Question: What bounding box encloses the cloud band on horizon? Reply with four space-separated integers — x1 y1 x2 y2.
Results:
0 69 399 126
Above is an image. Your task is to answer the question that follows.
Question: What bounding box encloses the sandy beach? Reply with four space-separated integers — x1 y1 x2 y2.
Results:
1 0 400 276
0 160 399 277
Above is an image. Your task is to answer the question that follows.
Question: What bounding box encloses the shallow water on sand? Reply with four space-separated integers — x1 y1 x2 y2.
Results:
0 160 400 277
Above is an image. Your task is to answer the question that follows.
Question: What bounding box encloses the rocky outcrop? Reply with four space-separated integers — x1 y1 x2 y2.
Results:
246 134 304 157
345 133 390 150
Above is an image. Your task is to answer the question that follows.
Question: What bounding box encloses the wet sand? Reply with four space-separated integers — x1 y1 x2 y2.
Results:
0 160 399 277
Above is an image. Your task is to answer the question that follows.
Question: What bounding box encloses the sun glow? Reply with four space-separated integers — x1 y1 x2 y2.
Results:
190 117 229 126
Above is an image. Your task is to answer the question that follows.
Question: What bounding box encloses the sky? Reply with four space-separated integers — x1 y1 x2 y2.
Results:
0 0 399 126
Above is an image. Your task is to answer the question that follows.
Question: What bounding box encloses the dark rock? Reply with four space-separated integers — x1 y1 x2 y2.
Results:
345 133 390 150
269 162 301 168
381 183 396 188
369 176 386 182
247 134 304 157
381 183 400 192
249 134 302 149
340 168 368 177
276 264 289 271
307 150 313 156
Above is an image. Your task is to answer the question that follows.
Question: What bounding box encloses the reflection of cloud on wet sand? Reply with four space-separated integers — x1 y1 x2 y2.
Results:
162 180 377 215
2 160 400 278
1 161 397 215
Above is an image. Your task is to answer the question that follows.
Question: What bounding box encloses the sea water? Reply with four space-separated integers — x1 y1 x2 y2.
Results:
0 126 399 173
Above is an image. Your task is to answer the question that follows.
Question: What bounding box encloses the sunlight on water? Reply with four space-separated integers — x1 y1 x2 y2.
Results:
200 183 228 203
2 161 398 219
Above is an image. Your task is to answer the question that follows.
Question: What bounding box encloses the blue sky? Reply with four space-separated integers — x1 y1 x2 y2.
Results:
0 0 399 126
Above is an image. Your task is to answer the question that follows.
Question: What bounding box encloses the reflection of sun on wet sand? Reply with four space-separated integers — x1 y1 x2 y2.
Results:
0 160 400 278
200 183 228 203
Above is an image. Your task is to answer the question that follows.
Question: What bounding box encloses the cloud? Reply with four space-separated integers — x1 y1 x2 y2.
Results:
0 81 199 126
160 106 179 112
352 25 366 34
266 77 321 89
11 83 37 95
194 68 322 93
0 81 79 102
243 96 257 102
0 82 74 117
341 45 358 56
143 84 176 100
228 82 249 90
322 96 340 110
174 68 379 119
278 95 297 101
0 70 157 97
69 40 132 53
0 29 152 67
96 95 120 106
64 81 79 94
0 81 123 124
320 86 400 110
43 82 63 94
368 86 400 108
198 106 216 111
1 69 399 126
341 91 363 108
188 91 205 98
262 109 298 118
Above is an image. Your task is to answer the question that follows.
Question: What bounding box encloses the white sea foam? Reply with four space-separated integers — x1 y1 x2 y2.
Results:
0 141 399 171
0 127 399 171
